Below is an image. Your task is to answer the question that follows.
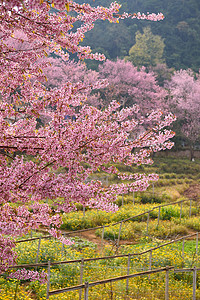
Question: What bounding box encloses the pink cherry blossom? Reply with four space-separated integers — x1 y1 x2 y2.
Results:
166 69 200 160
9 269 47 284
0 0 171 274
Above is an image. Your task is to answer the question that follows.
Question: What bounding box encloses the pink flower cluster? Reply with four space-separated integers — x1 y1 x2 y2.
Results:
120 12 164 21
166 69 200 146
49 228 72 245
0 235 16 273
9 269 47 284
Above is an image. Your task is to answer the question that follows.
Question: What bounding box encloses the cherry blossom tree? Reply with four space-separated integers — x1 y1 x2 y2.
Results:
43 58 98 88
0 0 173 275
92 59 167 114
166 69 200 160
41 56 102 109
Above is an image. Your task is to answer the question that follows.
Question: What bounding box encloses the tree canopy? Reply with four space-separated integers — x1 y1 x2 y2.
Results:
166 69 200 159
0 0 174 277
126 27 165 68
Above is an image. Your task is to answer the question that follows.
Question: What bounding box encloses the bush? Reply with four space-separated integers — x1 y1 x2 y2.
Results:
140 195 162 204
160 206 181 220
96 222 136 241
148 220 188 238
183 217 200 231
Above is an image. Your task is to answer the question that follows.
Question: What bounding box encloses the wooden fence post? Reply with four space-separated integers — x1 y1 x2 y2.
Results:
84 281 89 300
126 254 131 294
152 183 154 197
101 225 105 255
122 195 124 207
196 233 198 256
62 233 66 257
133 191 135 205
182 238 185 261
46 261 51 299
193 266 197 300
180 201 183 221
146 213 150 236
83 206 85 217
165 266 169 300
157 207 161 227
148 250 152 280
35 236 41 269
79 258 84 300
117 222 123 252
189 200 192 218
149 250 152 271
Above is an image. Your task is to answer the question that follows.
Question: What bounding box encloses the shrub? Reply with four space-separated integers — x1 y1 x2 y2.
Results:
183 217 200 231
97 222 138 241
148 220 188 238
160 206 181 220
140 194 162 204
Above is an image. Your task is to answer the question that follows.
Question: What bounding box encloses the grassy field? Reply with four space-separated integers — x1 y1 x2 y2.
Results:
1 157 200 299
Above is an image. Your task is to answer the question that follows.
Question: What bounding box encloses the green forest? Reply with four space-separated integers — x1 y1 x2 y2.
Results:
76 0 200 71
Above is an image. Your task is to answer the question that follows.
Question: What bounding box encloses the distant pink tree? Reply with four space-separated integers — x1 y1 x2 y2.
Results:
150 63 174 87
41 57 105 109
94 59 167 114
167 69 200 160
42 57 101 90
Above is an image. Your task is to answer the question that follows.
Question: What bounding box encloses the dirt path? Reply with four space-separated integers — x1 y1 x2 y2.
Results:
183 184 200 201
68 229 105 251
60 229 137 251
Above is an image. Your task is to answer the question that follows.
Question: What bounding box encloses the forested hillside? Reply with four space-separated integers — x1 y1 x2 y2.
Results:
76 0 200 71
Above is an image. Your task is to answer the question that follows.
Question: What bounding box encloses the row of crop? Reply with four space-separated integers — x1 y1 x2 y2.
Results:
1 236 199 299
1 271 199 300
61 202 199 232
95 220 188 241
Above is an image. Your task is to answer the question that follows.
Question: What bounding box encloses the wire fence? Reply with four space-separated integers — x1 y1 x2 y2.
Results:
8 195 200 299
47 266 200 300
9 231 200 299
10 231 200 270
3 199 200 300
14 196 198 260
16 197 197 243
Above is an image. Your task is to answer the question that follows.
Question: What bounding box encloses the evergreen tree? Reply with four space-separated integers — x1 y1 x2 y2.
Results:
126 27 165 68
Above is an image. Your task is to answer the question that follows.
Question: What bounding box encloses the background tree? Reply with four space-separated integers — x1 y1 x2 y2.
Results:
166 69 200 160
125 27 165 68
42 57 99 90
93 59 167 114
77 0 200 72
150 63 174 87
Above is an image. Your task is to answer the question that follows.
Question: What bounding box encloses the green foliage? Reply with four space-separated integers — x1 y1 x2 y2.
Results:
183 217 200 231
76 0 200 72
61 203 159 230
152 157 200 177
126 27 165 67
139 194 163 204
61 210 110 230
70 237 97 250
95 219 189 241
160 205 182 220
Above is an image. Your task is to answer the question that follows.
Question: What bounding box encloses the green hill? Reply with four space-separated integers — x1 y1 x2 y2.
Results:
76 0 200 71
